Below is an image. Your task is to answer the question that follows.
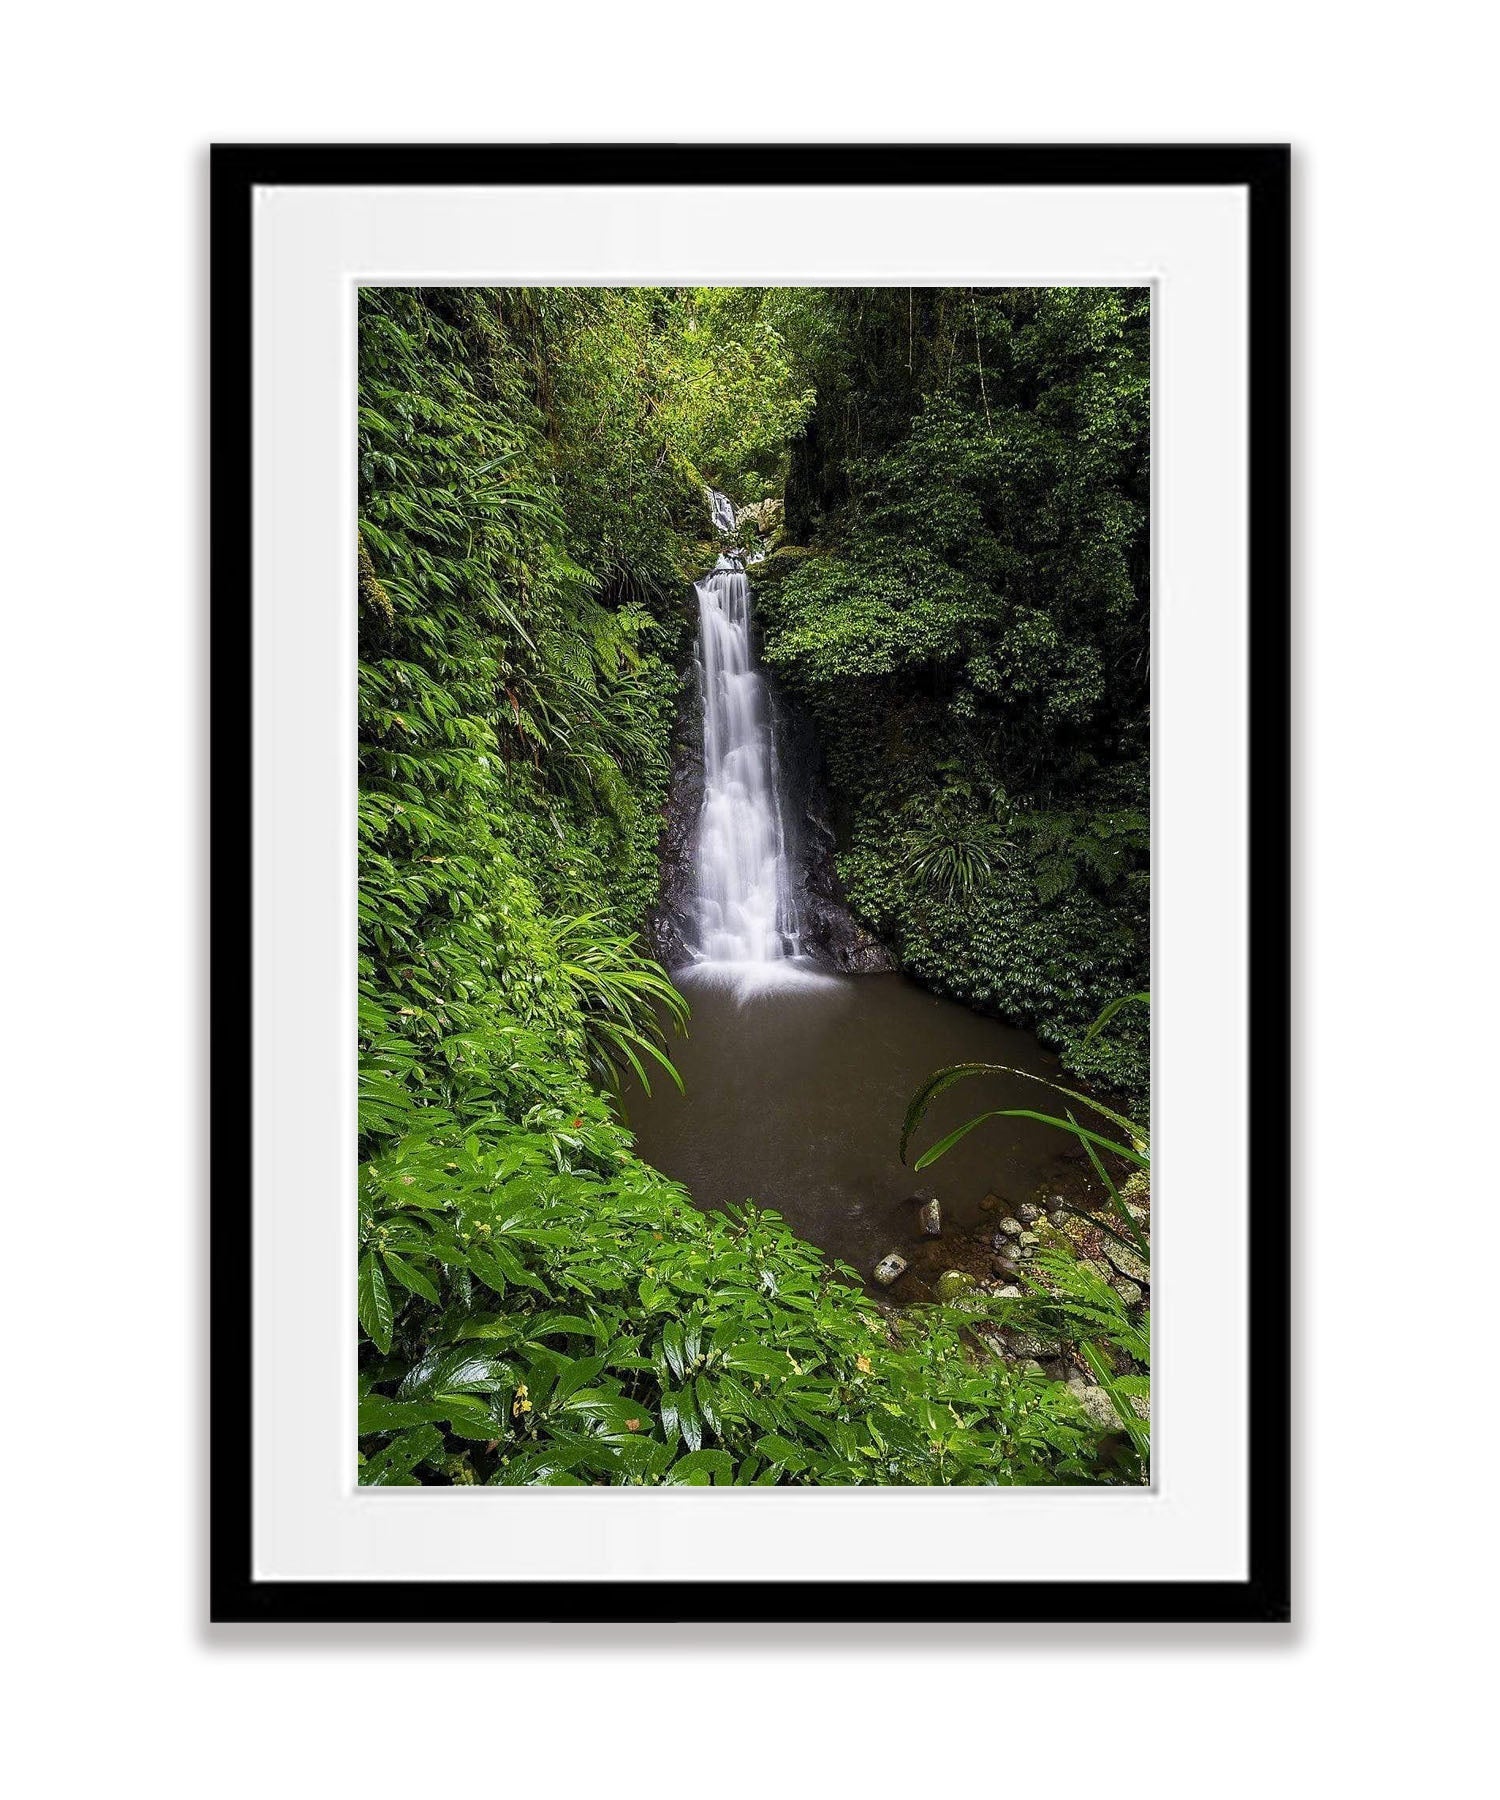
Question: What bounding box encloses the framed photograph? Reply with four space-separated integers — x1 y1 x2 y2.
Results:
213 143 1289 1623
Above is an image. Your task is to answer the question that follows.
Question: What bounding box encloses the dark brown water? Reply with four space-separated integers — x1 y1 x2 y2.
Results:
624 966 1087 1293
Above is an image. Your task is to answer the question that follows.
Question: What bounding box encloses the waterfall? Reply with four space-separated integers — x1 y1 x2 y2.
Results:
684 492 812 985
709 488 737 536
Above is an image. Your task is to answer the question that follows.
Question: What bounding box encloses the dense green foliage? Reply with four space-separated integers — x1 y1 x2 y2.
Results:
753 288 1151 1097
357 285 1149 1487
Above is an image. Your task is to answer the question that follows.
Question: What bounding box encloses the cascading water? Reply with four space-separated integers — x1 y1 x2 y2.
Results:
708 488 737 537
683 492 817 990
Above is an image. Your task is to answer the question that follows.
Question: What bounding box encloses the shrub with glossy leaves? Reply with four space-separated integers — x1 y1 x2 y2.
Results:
358 1081 1122 1487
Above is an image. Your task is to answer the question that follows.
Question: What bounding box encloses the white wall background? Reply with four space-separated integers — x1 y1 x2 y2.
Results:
5 4 1493 1794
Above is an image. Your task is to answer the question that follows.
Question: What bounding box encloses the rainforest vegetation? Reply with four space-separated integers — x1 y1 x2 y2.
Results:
357 286 1150 1487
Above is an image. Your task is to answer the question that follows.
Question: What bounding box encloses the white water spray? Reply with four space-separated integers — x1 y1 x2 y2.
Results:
684 493 823 992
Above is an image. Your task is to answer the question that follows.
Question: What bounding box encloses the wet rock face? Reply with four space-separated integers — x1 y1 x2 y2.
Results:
646 607 897 978
770 682 898 975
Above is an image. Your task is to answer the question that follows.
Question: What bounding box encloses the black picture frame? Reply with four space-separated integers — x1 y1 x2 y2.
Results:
211 143 1290 1626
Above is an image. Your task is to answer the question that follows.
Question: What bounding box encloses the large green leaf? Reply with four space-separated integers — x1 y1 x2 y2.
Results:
360 1425 443 1484
359 1395 450 1434
720 1343 795 1382
665 1449 735 1485
913 1106 1145 1174
561 1389 654 1439
357 1252 394 1353
900 1061 1148 1167
381 1249 439 1303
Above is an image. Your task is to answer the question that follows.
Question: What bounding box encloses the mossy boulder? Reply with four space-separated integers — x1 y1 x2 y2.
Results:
935 1270 977 1303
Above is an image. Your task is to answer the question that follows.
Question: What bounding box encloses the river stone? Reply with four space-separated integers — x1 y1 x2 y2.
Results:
1018 1230 1040 1246
914 1194 942 1237
1072 1382 1148 1429
935 1270 977 1302
1072 1385 1123 1432
993 1284 1021 1299
873 1253 908 1287
979 1192 1000 1212
1006 1331 1062 1359
1103 1237 1150 1284
1017 1202 1043 1225
997 1216 1023 1237
1113 1278 1144 1308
